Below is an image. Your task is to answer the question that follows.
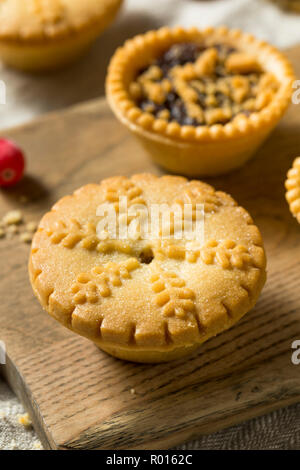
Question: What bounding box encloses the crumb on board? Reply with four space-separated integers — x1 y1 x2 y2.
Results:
130 388 136 395
0 209 38 243
2 210 23 225
20 232 33 243
18 412 32 428
26 222 38 233
6 224 18 234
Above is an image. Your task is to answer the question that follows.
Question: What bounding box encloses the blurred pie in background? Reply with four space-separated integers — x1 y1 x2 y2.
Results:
268 0 300 12
0 0 123 72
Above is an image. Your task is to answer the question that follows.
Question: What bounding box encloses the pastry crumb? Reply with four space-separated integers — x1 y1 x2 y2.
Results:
20 232 33 243
6 224 18 234
26 221 38 233
130 388 136 395
18 412 32 428
0 211 38 243
3 210 23 225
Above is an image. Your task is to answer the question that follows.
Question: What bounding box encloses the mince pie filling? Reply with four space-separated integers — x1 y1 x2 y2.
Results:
129 43 279 126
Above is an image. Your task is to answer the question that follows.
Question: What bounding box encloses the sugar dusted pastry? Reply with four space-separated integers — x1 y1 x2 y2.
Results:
0 0 123 72
29 174 266 363
286 157 300 224
106 26 294 176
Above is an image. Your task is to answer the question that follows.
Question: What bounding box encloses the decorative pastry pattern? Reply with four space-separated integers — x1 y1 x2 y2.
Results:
175 183 224 214
48 219 133 253
30 174 267 361
46 181 260 272
150 270 195 319
103 178 148 240
71 258 140 305
47 217 260 270
285 157 300 223
155 238 260 269
198 239 255 269
103 178 145 212
49 219 96 249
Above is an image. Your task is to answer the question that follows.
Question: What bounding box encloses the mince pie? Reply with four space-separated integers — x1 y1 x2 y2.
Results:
29 174 266 363
107 26 294 176
0 0 123 72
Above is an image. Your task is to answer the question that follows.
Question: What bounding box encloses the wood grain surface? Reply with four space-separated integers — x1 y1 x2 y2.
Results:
0 46 300 450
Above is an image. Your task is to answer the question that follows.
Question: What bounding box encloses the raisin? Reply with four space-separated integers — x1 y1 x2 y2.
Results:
195 92 207 109
215 91 227 106
215 65 226 78
170 100 187 124
157 43 201 74
182 116 199 126
238 109 252 117
165 91 179 106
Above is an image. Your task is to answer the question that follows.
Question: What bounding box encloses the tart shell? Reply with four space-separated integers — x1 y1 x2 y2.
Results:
106 26 295 177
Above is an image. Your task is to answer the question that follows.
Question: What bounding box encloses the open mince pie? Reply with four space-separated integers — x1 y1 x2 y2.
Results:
130 43 279 127
29 174 266 363
107 26 294 176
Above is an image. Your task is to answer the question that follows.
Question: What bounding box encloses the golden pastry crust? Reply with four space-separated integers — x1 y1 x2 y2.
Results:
0 0 123 43
107 26 293 143
285 157 300 224
29 174 266 363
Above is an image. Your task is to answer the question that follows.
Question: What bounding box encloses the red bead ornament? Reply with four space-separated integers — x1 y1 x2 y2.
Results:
0 139 25 187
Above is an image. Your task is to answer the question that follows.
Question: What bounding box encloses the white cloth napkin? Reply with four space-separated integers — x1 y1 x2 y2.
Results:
1 0 300 450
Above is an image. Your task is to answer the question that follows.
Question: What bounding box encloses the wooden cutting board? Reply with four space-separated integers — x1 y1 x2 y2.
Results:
1 46 300 450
